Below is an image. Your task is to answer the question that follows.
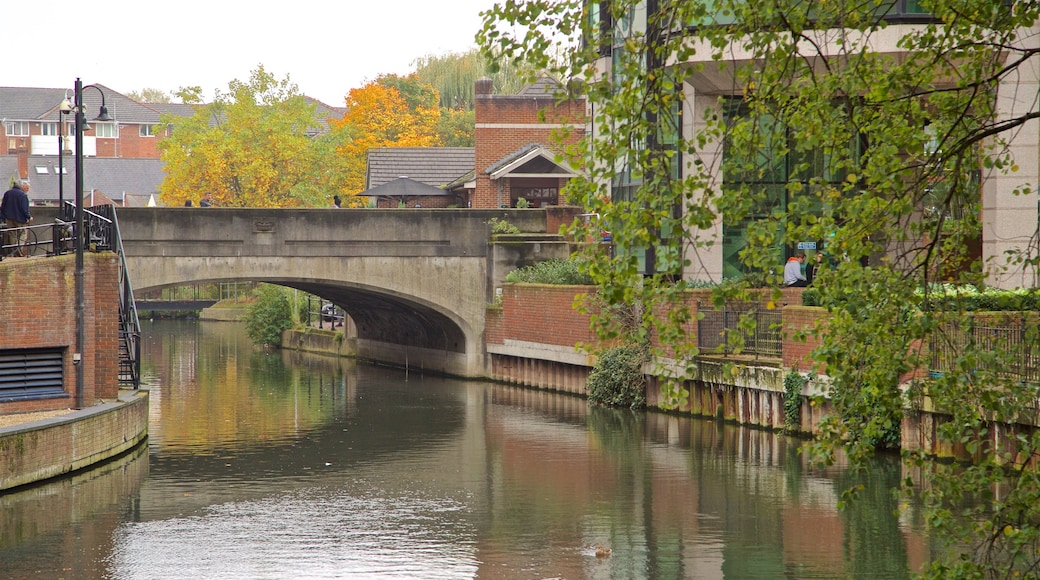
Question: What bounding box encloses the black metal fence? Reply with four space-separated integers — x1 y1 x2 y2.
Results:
697 301 784 358
0 202 114 260
929 316 1040 385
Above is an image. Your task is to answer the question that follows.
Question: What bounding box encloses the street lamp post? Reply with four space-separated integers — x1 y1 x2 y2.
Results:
58 94 72 213
72 78 112 409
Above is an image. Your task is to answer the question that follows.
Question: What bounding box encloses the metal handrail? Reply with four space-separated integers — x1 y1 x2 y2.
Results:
2 203 140 387
0 220 68 259
99 205 141 388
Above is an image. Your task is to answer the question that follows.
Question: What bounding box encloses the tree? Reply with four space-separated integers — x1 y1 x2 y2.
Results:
409 50 542 147
412 49 538 109
329 76 441 197
157 65 323 208
481 0 1040 576
125 88 172 103
243 284 293 347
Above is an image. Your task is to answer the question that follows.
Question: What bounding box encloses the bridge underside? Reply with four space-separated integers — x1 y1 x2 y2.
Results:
137 274 476 376
115 208 566 378
289 281 466 353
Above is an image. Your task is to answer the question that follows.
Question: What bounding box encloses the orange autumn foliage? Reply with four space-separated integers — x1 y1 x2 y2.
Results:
330 79 442 195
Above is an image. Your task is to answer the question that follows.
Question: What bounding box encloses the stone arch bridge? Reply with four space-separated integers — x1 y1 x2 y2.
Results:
114 207 576 377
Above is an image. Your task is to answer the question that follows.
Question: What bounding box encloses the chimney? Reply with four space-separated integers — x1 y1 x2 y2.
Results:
16 150 29 180
475 77 494 96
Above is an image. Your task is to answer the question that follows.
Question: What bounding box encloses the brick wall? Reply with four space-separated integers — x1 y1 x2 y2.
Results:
0 390 149 491
487 284 599 348
0 124 159 159
0 252 120 413
473 92 586 209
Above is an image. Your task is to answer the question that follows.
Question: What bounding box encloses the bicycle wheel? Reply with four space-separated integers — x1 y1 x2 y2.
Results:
19 228 39 257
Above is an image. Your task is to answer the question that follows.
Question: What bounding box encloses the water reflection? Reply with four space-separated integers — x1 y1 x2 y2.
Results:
0 320 930 579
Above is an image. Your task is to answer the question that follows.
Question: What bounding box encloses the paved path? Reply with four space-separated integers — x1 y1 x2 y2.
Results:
0 409 74 429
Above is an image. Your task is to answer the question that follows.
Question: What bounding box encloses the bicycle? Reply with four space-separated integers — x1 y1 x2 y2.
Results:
5 227 40 257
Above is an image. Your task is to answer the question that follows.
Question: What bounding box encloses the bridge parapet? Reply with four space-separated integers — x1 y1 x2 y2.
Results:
111 207 576 378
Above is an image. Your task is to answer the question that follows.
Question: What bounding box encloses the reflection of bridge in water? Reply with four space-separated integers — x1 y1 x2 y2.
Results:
112 207 574 377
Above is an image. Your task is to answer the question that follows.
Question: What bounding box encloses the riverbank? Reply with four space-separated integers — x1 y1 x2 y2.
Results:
0 389 149 492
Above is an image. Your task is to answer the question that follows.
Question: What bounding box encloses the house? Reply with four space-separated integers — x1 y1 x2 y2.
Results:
365 147 474 207
362 77 586 209
1 86 347 207
0 85 175 206
471 76 584 209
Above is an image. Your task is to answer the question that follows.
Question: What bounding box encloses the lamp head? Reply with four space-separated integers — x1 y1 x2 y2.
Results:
59 98 73 113
94 105 112 122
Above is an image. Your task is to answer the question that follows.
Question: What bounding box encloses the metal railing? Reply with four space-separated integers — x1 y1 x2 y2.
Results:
96 205 141 388
929 316 1039 385
697 301 784 359
2 203 140 387
0 221 68 259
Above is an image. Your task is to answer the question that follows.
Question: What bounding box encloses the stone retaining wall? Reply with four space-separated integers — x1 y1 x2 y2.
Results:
0 389 149 491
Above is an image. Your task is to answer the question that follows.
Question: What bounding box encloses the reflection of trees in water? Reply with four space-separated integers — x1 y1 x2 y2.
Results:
834 454 911 578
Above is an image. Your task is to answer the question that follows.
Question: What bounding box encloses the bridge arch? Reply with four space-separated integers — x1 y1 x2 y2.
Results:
117 207 560 377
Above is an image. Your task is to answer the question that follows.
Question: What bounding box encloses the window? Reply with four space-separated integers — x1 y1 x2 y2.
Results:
95 122 118 138
140 124 155 137
5 121 30 136
720 98 857 278
34 165 49 175
42 123 59 136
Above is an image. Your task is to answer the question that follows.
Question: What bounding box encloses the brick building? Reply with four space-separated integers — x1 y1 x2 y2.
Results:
363 77 586 209
471 76 584 209
1 86 345 207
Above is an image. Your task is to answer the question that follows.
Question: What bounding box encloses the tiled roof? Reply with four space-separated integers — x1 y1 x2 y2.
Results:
363 176 449 198
19 156 165 204
146 103 200 118
516 76 563 97
0 85 163 123
486 143 543 174
366 147 474 189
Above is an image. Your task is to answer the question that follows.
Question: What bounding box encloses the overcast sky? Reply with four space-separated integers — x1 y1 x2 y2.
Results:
4 0 500 106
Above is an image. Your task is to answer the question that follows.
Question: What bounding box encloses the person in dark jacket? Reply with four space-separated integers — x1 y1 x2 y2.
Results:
0 179 33 257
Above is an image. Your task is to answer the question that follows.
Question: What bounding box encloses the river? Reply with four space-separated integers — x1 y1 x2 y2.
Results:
0 320 931 579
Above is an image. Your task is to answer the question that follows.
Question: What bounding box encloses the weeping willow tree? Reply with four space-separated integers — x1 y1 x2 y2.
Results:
411 49 539 109
481 0 1040 576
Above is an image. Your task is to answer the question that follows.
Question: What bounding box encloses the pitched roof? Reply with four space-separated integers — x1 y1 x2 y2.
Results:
365 147 474 189
146 102 200 118
486 143 579 179
362 176 450 198
516 75 564 97
16 156 165 204
0 84 163 124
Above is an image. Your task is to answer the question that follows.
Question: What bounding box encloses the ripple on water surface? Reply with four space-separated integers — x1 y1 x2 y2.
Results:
107 485 479 580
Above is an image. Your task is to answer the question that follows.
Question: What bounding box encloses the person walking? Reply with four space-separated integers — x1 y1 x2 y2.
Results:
199 193 214 207
0 179 33 257
332 195 342 208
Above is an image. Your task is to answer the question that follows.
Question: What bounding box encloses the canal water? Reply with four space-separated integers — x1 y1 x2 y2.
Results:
1 320 931 579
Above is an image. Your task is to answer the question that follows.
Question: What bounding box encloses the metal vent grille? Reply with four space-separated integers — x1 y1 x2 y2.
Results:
0 348 65 402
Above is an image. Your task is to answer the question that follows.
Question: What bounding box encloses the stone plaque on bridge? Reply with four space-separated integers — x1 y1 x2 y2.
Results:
254 219 275 233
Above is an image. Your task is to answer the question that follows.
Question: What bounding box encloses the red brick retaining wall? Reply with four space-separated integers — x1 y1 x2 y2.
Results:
0 390 148 491
0 252 120 413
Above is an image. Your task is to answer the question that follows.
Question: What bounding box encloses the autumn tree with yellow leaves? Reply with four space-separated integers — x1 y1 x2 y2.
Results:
157 66 325 208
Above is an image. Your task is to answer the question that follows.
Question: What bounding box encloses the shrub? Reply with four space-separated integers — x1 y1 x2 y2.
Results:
783 371 807 430
488 217 520 235
505 258 593 285
586 344 648 409
804 284 1040 311
243 284 293 347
